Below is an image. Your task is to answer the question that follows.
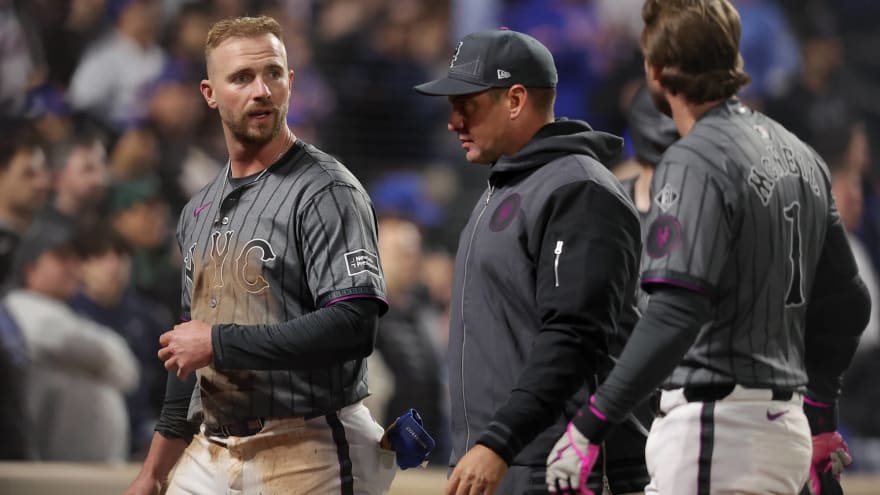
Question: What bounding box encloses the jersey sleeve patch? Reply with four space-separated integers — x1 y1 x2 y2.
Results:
345 249 382 278
654 183 680 212
646 215 682 258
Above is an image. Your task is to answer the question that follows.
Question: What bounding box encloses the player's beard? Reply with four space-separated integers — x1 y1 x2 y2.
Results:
222 101 288 145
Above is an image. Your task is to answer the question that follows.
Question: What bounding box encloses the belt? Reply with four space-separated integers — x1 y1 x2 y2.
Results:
204 418 266 438
682 383 794 402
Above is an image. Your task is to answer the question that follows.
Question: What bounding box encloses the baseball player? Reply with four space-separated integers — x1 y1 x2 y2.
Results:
124 16 396 495
546 1 871 494
415 29 647 495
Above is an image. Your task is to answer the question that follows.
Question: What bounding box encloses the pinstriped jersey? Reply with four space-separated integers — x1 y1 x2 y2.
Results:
177 139 387 426
641 99 837 389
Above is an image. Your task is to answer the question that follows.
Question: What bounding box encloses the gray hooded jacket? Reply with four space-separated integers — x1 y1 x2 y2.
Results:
447 119 646 491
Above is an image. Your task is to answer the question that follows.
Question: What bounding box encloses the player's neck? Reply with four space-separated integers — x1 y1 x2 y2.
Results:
634 164 654 213
668 95 725 137
226 127 296 178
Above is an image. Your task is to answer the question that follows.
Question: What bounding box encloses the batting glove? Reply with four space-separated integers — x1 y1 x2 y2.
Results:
804 395 852 495
381 408 435 470
545 423 600 495
807 432 851 495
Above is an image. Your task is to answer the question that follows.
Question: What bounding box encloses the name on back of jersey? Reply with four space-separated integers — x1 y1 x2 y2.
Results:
748 144 821 206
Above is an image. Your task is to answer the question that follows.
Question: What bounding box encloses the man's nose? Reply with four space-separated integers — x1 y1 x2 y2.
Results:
253 77 272 100
448 111 463 132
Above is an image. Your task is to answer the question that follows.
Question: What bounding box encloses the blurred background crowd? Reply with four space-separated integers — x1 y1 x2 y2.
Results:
1 0 880 474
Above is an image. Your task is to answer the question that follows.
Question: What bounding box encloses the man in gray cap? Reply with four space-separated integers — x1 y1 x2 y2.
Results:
415 29 648 495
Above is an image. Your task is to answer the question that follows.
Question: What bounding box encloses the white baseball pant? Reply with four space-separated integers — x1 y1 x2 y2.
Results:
643 386 811 495
164 401 397 494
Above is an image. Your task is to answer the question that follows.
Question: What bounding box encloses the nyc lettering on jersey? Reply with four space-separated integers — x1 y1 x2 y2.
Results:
748 141 821 206
183 231 278 295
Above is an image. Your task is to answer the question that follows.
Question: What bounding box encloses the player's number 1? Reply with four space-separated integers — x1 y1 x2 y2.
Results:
783 201 804 307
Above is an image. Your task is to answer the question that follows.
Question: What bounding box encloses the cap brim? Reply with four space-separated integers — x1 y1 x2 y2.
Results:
414 77 492 96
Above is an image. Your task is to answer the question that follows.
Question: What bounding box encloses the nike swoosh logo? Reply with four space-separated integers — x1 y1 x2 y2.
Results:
194 201 213 217
766 410 788 421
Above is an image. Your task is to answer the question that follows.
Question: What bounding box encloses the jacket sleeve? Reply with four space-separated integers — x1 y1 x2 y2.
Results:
16 299 140 394
476 180 642 464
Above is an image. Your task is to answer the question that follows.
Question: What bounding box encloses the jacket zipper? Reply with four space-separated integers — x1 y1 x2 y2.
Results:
461 181 494 448
554 241 564 287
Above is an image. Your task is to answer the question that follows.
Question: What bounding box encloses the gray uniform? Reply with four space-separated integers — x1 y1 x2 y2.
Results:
641 99 832 390
177 140 387 426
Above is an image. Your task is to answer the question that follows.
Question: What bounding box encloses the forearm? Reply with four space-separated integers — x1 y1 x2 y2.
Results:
155 371 198 441
132 371 191 490
580 287 712 441
89 327 140 392
477 324 602 464
804 274 871 402
132 432 189 485
212 299 380 370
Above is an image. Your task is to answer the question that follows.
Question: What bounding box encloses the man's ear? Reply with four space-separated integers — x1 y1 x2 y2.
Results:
645 60 662 86
200 80 217 109
507 84 527 120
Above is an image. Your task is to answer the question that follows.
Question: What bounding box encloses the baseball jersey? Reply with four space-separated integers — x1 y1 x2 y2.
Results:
177 139 387 426
641 99 834 390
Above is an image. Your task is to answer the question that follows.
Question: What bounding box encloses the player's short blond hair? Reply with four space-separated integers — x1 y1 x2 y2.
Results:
205 16 283 59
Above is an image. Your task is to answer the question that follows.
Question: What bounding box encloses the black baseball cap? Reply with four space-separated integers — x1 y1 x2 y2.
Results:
414 28 558 96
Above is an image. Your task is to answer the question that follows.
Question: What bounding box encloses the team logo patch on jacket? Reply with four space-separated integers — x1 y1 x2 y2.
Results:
489 194 521 232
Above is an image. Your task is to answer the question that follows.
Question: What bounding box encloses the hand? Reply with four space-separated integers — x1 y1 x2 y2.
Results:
803 396 851 495
808 432 851 495
546 423 600 495
123 475 163 495
446 444 508 495
158 320 213 380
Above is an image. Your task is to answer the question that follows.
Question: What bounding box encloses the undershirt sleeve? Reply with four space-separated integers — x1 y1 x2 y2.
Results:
211 298 380 370
573 286 713 441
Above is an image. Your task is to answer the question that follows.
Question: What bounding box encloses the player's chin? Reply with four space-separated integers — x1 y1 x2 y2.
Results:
464 147 490 164
241 126 276 145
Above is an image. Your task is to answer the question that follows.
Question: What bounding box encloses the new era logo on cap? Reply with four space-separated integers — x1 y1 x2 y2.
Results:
414 29 558 96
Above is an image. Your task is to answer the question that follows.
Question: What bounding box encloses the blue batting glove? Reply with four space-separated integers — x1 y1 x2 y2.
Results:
384 408 435 469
